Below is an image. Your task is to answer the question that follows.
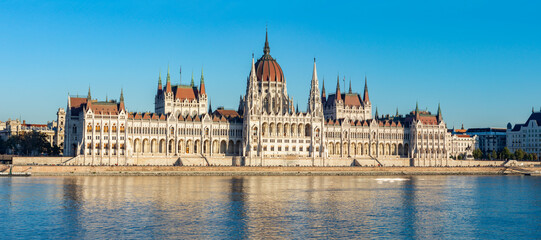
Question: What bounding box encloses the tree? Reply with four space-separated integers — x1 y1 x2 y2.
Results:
501 147 511 160
0 138 7 154
533 153 539 161
5 131 53 156
491 150 498 160
457 154 464 160
473 149 483 159
514 149 525 161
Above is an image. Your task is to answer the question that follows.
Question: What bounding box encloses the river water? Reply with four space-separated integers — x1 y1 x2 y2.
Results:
1 175 541 239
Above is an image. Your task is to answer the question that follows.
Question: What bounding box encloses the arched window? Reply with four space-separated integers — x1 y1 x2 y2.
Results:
112 124 117 132
95 124 101 132
86 124 92 132
120 124 125 133
104 124 109 132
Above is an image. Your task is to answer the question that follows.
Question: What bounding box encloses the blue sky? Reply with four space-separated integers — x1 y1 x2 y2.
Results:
0 0 540 128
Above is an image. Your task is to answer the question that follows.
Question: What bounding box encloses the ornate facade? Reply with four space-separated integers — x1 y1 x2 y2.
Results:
64 32 457 166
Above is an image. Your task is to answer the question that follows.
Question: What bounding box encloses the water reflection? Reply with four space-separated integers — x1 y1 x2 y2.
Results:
1 176 541 239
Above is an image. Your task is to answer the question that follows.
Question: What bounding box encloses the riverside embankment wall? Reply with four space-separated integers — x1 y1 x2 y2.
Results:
7 165 537 176
10 156 540 168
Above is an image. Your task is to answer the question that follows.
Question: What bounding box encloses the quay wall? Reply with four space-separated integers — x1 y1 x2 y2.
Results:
0 165 515 176
10 156 540 168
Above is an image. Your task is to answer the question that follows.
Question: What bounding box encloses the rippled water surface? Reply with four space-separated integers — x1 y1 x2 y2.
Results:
1 175 541 239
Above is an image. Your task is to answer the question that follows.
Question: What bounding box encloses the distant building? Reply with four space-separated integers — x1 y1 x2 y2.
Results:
465 128 506 154
0 119 55 145
507 110 541 160
447 128 477 159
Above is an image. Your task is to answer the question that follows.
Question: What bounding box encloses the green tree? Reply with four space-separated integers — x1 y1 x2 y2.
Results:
472 149 483 159
6 131 52 156
457 154 464 160
491 150 498 160
0 138 7 154
532 153 539 161
514 149 525 161
501 147 511 160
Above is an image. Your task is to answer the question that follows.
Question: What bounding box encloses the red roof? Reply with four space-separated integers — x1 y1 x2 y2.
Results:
419 116 438 125
214 109 240 119
344 94 362 107
70 97 87 109
173 86 198 101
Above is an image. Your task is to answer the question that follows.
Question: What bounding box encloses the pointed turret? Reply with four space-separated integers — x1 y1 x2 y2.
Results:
396 107 399 117
363 75 370 103
190 71 194 87
349 78 352 94
374 107 379 120
264 27 270 55
165 66 172 93
248 53 258 92
321 78 326 101
87 86 91 100
415 101 420 119
336 75 342 101
199 68 206 95
119 88 125 110
296 102 299 114
308 58 322 114
238 95 244 115
157 72 162 92
437 103 443 123
208 99 212 115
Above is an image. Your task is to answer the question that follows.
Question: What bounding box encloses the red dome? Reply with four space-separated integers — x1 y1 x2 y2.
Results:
254 31 284 82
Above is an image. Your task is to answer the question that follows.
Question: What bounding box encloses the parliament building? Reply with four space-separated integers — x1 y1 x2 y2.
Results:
64 32 459 166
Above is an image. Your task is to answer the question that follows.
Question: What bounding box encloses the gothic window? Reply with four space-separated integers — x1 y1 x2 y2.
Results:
104 124 109 133
86 124 92 132
120 124 125 133
263 98 269 113
112 124 117 132
96 124 101 132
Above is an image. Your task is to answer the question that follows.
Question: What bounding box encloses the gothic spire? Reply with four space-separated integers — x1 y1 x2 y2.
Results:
190 71 194 87
336 75 342 101
165 65 172 93
349 78 352 94
308 58 322 114
321 78 326 99
363 75 370 103
375 107 379 120
437 103 443 123
263 27 270 55
119 88 125 110
396 107 399 117
415 101 420 119
166 65 171 83
158 72 162 89
208 99 212 115
87 86 91 100
179 65 182 85
200 67 206 95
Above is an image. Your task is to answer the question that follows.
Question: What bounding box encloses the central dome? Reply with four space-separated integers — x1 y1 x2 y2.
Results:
254 31 284 82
